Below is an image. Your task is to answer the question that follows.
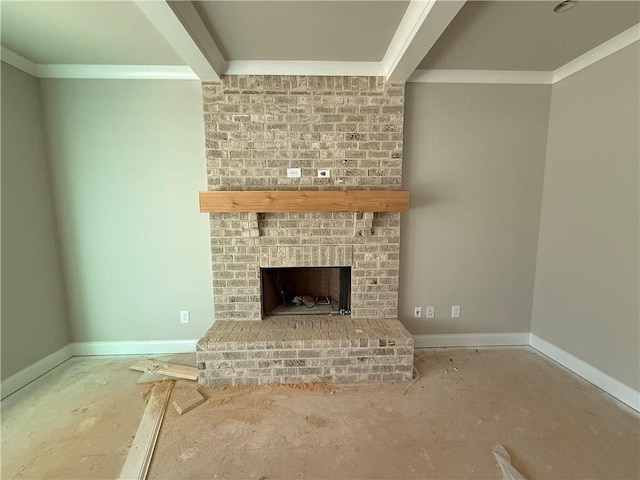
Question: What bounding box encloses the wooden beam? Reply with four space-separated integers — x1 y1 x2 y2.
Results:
133 0 222 81
383 0 466 82
199 190 409 213
118 380 174 480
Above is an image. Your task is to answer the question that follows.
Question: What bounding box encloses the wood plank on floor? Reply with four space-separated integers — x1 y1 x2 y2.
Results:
129 359 197 381
118 380 174 480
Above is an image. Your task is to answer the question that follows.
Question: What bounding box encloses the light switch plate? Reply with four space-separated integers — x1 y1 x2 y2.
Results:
287 168 301 178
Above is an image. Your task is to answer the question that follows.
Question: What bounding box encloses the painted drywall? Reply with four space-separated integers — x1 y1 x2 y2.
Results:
531 43 640 390
401 83 551 334
1 63 71 379
40 79 214 342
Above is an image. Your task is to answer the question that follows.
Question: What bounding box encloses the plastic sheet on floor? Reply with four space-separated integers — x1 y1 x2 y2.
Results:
493 444 527 480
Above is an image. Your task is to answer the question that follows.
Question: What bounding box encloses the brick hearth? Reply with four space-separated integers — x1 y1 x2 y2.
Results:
197 317 414 386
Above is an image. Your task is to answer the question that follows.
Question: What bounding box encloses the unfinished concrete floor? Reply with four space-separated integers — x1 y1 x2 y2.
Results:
2 348 638 479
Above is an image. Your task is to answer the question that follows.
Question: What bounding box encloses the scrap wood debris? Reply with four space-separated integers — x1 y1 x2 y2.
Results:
172 382 206 415
130 359 197 381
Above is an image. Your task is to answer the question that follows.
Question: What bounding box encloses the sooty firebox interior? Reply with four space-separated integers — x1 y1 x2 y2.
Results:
261 267 351 317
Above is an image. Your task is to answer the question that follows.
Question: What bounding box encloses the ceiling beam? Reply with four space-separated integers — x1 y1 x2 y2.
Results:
383 0 465 82
1 47 39 77
133 0 223 81
167 1 227 76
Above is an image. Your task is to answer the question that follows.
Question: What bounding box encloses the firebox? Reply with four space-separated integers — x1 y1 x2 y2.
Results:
260 266 351 317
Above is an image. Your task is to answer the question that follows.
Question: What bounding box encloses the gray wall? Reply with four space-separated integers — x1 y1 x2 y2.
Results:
1 63 71 379
401 83 551 334
41 79 214 342
531 44 640 390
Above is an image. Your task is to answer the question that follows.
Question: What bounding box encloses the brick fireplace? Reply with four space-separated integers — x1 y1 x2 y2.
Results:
196 75 414 385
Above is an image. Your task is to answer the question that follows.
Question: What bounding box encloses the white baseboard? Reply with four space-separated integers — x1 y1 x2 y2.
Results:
413 332 530 348
5 335 638 412
71 339 198 356
1 340 199 399
1 344 74 399
529 334 639 412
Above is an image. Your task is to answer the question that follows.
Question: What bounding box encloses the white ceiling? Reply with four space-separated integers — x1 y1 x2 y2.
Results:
0 1 183 65
192 1 408 62
0 0 638 81
419 1 640 71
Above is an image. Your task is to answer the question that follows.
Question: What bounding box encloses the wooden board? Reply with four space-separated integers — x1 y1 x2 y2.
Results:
136 371 174 384
199 190 409 213
118 380 174 480
130 359 197 381
172 386 205 415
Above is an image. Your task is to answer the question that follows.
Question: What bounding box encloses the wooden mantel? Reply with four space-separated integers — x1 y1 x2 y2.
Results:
199 190 409 213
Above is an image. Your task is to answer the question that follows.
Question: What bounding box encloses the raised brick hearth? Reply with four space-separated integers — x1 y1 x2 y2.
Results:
197 317 414 386
197 75 413 385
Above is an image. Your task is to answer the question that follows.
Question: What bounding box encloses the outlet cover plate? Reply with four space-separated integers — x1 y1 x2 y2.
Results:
287 168 301 178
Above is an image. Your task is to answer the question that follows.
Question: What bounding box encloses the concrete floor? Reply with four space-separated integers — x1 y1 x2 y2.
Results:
1 348 638 479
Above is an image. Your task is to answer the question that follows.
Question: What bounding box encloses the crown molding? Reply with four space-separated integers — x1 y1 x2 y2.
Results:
3 21 637 82
1 47 39 77
37 64 198 80
225 60 385 77
553 22 640 84
1 48 197 79
409 23 639 86
409 69 553 84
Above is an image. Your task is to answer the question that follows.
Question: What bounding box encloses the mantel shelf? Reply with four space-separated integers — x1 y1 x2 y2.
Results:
199 190 409 213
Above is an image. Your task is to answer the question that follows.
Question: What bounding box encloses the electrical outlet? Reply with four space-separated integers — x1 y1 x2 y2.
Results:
414 307 422 318
317 169 330 178
180 310 190 324
451 305 460 318
287 168 301 178
426 306 435 318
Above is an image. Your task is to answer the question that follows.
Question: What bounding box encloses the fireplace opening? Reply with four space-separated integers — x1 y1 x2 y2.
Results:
260 266 351 317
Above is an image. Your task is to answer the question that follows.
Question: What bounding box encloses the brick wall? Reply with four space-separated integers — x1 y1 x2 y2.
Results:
202 76 404 320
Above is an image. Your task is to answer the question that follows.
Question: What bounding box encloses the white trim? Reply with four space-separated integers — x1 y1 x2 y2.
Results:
3 335 637 412
529 334 640 412
553 23 640 84
225 61 385 77
37 64 198 80
413 332 530 348
409 69 553 84
410 23 639 86
71 339 198 356
1 344 73 399
384 0 466 82
133 0 221 81
0 340 198 398
1 47 39 77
